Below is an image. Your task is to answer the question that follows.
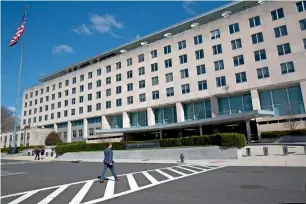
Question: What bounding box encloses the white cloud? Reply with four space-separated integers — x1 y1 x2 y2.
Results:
183 0 196 15
73 14 123 37
52 45 74 54
73 24 93 35
7 106 16 113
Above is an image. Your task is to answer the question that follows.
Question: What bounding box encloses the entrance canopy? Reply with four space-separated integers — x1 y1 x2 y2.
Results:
95 110 274 134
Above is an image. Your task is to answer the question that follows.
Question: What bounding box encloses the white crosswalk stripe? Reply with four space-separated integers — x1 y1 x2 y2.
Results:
1 161 41 166
1 164 224 204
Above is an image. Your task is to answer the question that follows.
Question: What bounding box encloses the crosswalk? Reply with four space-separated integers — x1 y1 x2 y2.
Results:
0 164 224 204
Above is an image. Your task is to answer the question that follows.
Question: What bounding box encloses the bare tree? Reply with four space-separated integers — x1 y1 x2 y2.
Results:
283 104 300 130
1 106 16 133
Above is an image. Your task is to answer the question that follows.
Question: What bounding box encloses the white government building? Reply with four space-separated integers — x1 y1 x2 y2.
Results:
2 0 306 148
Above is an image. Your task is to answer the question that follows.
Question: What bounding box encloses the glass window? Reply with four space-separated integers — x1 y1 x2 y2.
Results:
138 54 144 63
127 83 133 91
281 61 295 74
139 93 146 102
116 62 121 70
178 40 186 50
138 67 145 75
296 1 306 12
254 49 267 61
249 16 261 28
233 55 244 66
106 89 111 96
152 90 159 100
127 96 133 105
151 63 158 72
198 80 207 91
231 39 242 50
88 72 92 79
210 29 220 40
96 80 101 87
277 43 291 56
181 84 190 94
165 73 173 83
88 83 92 90
303 38 306 50
116 99 122 107
180 69 189 79
127 70 133 79
139 80 145 88
257 67 270 79
151 50 157 58
80 75 84 81
216 76 226 87
235 72 247 83
195 50 204 60
194 35 203 45
116 74 121 82
251 32 264 44
152 76 159 86
214 60 224 71
229 23 240 34
274 25 288 38
116 86 122 94
106 65 111 73
212 44 222 55
196 64 206 75
106 101 111 109
271 8 284 21
164 45 171 54
96 103 101 111
127 58 132 66
166 87 174 97
179 54 188 64
165 59 172 68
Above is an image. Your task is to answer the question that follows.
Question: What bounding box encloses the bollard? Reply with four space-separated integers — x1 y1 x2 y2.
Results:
46 152 49 157
246 148 251 156
28 152 31 156
51 152 54 157
282 146 288 156
180 153 184 163
263 147 269 156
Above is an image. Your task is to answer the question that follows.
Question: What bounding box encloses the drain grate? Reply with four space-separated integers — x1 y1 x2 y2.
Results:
240 184 264 189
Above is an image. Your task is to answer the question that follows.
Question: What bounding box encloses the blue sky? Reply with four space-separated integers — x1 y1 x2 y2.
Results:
1 1 230 113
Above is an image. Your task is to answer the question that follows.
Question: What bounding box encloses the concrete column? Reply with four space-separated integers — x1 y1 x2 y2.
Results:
300 81 306 112
147 107 155 126
159 130 163 139
210 95 219 118
83 118 88 139
176 102 185 123
251 89 261 110
199 126 203 135
67 121 72 143
54 124 58 132
246 120 252 143
123 112 130 128
102 115 110 129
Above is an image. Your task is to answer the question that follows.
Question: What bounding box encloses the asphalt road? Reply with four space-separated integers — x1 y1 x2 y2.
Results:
1 159 306 204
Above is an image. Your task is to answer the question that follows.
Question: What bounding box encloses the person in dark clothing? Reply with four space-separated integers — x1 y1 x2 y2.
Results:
34 148 40 160
100 143 120 183
40 148 45 160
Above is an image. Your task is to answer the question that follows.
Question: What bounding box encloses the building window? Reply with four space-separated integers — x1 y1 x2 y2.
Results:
212 44 222 55
180 69 189 79
52 84 55 91
231 39 242 50
181 84 190 94
65 80 69 86
88 94 92 101
46 87 49 93
194 35 203 45
106 77 111 84
116 74 121 82
72 88 76 94
196 64 206 75
139 93 146 102
79 96 83 103
178 40 186 50
296 1 306 12
72 130 76 138
210 29 220 40
64 100 68 106
216 76 226 87
88 72 92 79
87 105 92 113
96 80 101 87
257 67 270 79
80 75 84 81
152 90 159 100
127 96 133 105
152 76 159 86
229 23 240 34
57 112 61 118
88 83 92 90
116 99 122 107
164 45 171 54
58 102 61 108
254 49 267 61
235 72 247 83
97 68 101 76
251 32 264 44
151 63 158 72
116 62 121 70
106 65 111 73
165 59 172 68
72 98 76 105
151 50 157 58
249 16 261 28
195 50 204 60
139 80 145 88
136 68 144 77
303 38 306 50
277 43 291 56
71 109 75 116
65 90 68 96
281 61 295 74
106 101 111 109
271 8 284 21
233 55 244 66
58 92 62 98
165 73 173 83
40 98 43 103
58 82 62 89
138 54 144 63
127 70 133 79
45 115 48 121
79 130 83 137
116 86 122 94
127 83 133 91
96 91 101 99
96 103 101 111
106 88 111 96
72 77 76 84
198 80 207 91
214 60 224 71
89 128 94 136
52 94 55 100
179 54 188 64
166 87 174 97
274 25 288 38
127 58 132 66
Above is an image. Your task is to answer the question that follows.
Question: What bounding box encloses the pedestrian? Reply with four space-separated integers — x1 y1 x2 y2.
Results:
99 143 120 183
34 148 40 160
40 148 45 160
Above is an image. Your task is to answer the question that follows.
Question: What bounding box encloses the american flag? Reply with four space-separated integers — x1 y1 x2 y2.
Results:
9 12 26 47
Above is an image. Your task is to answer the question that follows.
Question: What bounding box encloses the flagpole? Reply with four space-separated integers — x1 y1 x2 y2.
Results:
10 5 28 154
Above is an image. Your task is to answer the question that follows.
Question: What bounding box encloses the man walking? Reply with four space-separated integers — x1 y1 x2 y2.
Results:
34 148 40 160
100 143 120 183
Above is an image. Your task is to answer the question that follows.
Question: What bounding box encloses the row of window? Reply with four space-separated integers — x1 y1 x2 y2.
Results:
24 2 306 101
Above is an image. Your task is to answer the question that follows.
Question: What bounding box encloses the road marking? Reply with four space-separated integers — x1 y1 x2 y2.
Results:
37 185 69 204
176 166 197 173
0 161 40 166
1 172 26 177
166 167 186 176
142 171 158 185
103 178 115 199
155 169 174 180
69 180 94 204
126 174 139 191
186 165 209 171
7 190 37 204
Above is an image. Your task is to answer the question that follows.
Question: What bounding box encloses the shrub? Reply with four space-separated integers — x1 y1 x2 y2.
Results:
193 135 210 146
159 138 182 147
220 133 246 148
261 129 306 138
45 131 62 146
1 145 44 153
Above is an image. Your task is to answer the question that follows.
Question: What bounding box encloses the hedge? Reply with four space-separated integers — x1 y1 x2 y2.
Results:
54 133 246 154
1 145 44 153
261 129 306 138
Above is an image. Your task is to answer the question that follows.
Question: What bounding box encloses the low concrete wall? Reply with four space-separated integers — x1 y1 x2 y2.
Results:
57 146 242 161
262 136 306 143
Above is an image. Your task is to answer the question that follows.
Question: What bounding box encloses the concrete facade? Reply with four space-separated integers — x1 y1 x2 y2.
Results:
19 1 306 143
